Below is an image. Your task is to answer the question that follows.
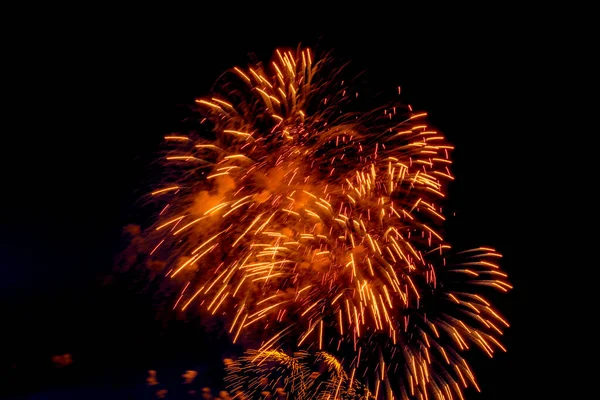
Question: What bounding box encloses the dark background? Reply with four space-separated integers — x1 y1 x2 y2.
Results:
2 8 549 399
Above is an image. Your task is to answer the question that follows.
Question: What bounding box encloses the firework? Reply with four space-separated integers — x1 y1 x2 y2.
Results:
224 349 312 398
312 351 374 400
145 47 510 399
225 349 373 399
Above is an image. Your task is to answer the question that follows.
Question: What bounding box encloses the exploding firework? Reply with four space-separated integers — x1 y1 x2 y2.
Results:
225 349 373 399
225 349 313 399
145 47 510 399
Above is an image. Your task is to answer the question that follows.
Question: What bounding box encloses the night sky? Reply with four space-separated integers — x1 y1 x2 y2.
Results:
2 11 545 399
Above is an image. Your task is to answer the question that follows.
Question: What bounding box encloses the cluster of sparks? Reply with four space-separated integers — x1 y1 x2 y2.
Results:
225 349 373 399
146 47 511 399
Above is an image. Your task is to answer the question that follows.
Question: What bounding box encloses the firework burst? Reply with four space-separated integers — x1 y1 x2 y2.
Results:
145 47 510 399
225 349 373 399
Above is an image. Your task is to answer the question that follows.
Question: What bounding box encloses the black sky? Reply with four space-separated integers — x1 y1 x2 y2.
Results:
2 10 547 399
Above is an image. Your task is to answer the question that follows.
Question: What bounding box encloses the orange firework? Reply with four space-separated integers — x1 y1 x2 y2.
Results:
146 47 510 399
225 349 373 399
